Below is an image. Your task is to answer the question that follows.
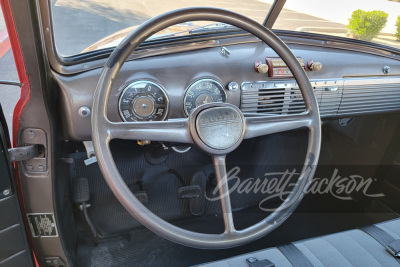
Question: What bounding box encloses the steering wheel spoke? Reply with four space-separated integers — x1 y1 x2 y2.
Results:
107 119 193 144
212 155 236 234
244 112 312 139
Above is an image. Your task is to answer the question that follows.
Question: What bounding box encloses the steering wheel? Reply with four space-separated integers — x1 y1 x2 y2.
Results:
91 7 321 249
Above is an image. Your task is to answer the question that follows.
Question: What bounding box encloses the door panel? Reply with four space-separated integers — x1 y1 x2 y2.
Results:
0 104 32 267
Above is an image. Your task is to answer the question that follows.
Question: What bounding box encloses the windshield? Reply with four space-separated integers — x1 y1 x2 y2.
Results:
51 0 271 56
272 0 400 49
51 0 400 57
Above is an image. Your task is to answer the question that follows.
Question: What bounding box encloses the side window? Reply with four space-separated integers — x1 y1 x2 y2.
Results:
0 7 20 134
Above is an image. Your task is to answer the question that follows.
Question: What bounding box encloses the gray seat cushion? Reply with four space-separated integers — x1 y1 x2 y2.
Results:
197 218 400 267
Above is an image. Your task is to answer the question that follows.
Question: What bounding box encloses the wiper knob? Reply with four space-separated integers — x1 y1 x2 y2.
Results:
307 59 323 71
255 60 269 74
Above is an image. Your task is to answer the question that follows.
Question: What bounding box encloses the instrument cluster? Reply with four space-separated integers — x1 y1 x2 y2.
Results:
118 78 228 121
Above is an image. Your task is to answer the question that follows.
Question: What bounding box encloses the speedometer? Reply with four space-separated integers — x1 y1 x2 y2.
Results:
183 79 227 116
118 80 168 122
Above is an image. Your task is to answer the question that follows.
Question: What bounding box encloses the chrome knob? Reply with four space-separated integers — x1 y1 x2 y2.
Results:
256 64 269 74
78 106 91 118
309 61 322 71
383 66 391 75
228 82 239 92
254 60 269 74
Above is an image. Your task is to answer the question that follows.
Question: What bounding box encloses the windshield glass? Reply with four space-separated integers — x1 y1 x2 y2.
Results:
51 0 271 56
272 0 400 49
51 0 400 57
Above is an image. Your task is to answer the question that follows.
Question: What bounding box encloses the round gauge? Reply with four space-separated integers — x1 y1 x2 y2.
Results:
118 80 168 122
183 79 227 116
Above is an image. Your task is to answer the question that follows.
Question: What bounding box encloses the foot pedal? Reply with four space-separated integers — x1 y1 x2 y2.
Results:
134 192 148 204
73 178 98 245
189 171 207 216
246 257 275 267
173 169 207 215
73 177 90 203
172 169 201 199
131 180 148 204
178 185 201 199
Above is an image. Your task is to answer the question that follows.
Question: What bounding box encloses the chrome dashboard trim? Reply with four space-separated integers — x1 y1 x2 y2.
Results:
241 77 400 118
241 79 343 117
339 77 400 116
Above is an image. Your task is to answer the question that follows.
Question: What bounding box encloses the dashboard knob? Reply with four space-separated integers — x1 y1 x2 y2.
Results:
383 66 391 75
254 60 269 74
307 60 322 71
228 82 239 92
78 106 91 118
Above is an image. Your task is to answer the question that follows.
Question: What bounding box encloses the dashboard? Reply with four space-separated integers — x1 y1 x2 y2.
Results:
53 37 400 141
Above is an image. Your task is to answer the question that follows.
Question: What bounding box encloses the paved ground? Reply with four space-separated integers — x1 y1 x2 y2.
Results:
0 0 399 136
0 8 20 135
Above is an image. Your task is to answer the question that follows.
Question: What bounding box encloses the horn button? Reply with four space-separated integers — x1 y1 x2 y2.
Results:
195 106 244 150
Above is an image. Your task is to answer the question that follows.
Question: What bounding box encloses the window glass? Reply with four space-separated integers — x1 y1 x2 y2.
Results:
51 0 271 56
272 0 400 49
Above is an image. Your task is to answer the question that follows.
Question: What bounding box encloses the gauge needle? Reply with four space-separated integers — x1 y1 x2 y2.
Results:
204 95 209 104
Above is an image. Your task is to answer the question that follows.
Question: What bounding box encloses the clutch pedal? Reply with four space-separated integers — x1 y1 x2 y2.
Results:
73 177 98 245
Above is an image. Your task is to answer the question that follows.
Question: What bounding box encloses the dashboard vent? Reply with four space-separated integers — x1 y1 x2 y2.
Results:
241 86 286 115
241 80 343 117
339 78 400 115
